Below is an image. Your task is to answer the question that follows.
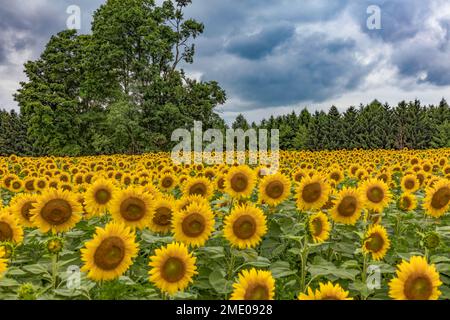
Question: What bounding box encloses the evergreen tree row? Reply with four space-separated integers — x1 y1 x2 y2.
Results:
232 99 450 151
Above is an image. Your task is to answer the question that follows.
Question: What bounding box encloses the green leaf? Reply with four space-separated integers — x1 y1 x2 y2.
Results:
23 264 49 275
197 246 225 259
0 277 20 287
208 270 231 294
270 261 296 278
6 268 27 276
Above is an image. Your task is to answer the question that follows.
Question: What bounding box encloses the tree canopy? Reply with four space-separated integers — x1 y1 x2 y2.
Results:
13 0 226 156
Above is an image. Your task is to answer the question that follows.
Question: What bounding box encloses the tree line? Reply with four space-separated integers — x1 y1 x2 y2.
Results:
2 98 449 156
231 99 450 150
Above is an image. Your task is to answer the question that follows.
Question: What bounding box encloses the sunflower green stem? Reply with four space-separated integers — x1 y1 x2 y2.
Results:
51 253 59 290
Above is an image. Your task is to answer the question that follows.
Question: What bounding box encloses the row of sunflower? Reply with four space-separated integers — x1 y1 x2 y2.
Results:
0 149 449 300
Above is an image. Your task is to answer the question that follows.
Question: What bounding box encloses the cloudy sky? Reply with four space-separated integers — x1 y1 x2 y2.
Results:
1 0 450 123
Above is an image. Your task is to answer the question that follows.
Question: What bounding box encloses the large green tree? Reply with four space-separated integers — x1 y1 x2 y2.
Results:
14 0 226 155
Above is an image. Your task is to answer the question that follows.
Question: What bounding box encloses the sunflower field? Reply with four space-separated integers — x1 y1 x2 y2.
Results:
0 149 449 300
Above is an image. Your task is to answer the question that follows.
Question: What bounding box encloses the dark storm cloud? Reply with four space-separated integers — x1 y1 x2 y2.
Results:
205 34 366 110
225 24 295 60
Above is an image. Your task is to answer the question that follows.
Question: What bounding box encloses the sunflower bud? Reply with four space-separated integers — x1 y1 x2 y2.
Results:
424 232 440 250
0 243 14 259
17 283 37 300
46 237 64 254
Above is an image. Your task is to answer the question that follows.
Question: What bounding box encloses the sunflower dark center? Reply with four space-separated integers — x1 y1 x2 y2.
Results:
311 217 323 236
182 213 206 237
230 173 249 192
162 257 185 283
365 233 384 252
120 197 146 221
37 180 46 188
302 182 322 203
265 181 284 199
217 177 225 189
94 236 125 270
4 177 13 187
189 183 207 197
233 215 256 240
404 179 415 190
94 189 111 205
0 222 13 241
330 172 340 181
367 186 384 203
21 201 35 221
41 199 73 225
162 177 174 188
404 276 433 300
401 197 411 209
12 181 21 189
244 284 269 300
25 180 35 191
430 187 450 210
153 206 172 227
337 196 357 217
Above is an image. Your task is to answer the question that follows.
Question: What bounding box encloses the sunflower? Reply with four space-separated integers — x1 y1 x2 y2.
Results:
223 204 267 249
299 282 352 300
173 202 215 247
9 179 24 193
0 210 24 244
230 269 275 300
182 176 213 199
292 168 306 183
360 178 392 212
330 187 363 225
110 187 153 230
309 212 331 243
401 174 420 193
328 168 344 184
148 196 175 234
389 256 442 300
30 189 83 234
34 177 48 191
398 193 417 212
296 175 330 212
148 242 197 295
84 178 117 217
158 173 177 192
23 178 36 193
362 224 390 261
81 222 138 281
259 173 291 207
224 165 256 198
423 179 450 218
10 194 37 228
